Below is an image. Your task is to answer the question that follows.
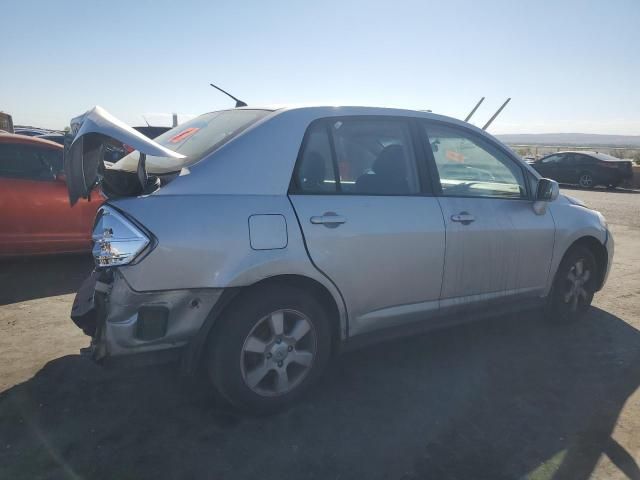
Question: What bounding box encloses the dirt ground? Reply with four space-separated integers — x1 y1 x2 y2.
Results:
1 187 639 480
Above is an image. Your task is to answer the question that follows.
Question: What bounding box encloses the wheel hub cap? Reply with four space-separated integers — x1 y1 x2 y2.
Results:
564 259 591 312
580 174 593 187
240 309 317 397
271 344 289 361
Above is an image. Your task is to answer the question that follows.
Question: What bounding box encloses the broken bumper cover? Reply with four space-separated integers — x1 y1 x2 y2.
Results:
71 269 223 361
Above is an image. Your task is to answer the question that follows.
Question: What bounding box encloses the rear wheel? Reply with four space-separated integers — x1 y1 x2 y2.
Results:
207 285 332 413
547 246 597 322
578 171 595 188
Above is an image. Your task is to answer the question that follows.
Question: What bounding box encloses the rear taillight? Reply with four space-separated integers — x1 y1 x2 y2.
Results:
92 206 150 267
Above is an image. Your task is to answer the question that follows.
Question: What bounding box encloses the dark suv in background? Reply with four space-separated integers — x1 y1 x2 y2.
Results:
531 151 633 188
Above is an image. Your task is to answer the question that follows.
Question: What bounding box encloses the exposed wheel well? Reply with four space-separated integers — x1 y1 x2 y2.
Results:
212 275 342 352
564 236 608 291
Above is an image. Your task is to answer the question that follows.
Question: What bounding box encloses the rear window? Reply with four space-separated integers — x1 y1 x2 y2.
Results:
112 109 271 174
593 152 626 162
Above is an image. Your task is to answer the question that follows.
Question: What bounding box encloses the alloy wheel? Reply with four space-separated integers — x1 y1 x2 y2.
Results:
563 258 591 312
240 309 317 397
579 173 593 188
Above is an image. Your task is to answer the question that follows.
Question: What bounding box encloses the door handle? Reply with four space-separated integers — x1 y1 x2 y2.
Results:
450 212 475 225
310 212 346 228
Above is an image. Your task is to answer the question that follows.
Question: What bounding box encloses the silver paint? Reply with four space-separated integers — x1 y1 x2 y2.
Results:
249 214 288 250
68 105 613 359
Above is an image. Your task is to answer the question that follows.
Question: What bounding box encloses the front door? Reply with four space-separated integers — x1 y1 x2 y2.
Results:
289 117 446 336
420 121 555 315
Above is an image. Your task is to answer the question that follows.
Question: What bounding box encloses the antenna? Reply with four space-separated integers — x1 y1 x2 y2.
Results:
142 115 151 127
482 98 511 131
209 83 247 108
464 97 485 122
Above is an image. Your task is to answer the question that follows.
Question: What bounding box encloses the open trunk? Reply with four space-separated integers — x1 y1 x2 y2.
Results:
65 106 272 205
65 106 185 205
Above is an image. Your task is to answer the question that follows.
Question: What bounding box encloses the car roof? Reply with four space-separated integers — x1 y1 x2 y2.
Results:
144 103 536 197
235 104 495 137
541 151 625 161
240 104 445 118
0 132 63 149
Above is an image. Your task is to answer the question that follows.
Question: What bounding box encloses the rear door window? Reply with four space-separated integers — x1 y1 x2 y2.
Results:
292 117 420 196
294 122 337 193
575 154 594 166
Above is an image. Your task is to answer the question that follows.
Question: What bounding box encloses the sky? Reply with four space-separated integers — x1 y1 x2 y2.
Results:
2 0 639 134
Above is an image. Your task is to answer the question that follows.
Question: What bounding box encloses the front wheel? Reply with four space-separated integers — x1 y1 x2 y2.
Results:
207 285 332 413
547 246 597 322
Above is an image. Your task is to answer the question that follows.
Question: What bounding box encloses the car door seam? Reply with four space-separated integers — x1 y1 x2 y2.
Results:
435 196 448 302
544 206 559 296
286 194 350 338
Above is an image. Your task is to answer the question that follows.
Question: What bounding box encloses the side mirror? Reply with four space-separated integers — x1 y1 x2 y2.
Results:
536 178 559 202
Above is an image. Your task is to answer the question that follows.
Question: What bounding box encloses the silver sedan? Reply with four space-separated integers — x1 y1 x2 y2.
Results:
66 105 613 412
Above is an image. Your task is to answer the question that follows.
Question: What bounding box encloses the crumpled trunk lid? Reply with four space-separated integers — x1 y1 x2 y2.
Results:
65 106 184 205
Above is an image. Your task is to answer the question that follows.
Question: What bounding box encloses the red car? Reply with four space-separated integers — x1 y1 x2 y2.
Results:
0 133 101 257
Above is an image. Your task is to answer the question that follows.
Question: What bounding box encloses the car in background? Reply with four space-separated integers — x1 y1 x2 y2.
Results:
0 133 102 257
66 105 613 412
531 151 633 188
36 133 66 145
0 112 14 133
13 127 52 137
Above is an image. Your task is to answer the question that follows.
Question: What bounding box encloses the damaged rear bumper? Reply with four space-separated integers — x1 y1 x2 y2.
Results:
71 269 223 362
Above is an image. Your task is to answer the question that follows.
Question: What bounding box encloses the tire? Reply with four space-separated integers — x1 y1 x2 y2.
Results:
578 171 595 188
207 284 332 414
547 245 598 323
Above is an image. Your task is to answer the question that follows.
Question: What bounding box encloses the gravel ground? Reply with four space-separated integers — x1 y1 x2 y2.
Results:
0 187 638 480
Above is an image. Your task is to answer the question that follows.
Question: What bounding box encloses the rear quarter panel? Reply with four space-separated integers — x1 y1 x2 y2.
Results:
111 194 347 335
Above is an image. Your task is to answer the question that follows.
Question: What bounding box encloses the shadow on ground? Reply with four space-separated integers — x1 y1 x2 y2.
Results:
0 255 93 305
1 308 639 480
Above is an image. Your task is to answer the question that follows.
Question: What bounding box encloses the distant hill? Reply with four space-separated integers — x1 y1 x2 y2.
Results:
496 133 640 147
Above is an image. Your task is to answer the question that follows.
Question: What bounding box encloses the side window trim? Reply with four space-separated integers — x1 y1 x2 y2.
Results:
324 120 342 193
288 118 339 194
408 119 435 196
420 120 532 200
412 118 444 196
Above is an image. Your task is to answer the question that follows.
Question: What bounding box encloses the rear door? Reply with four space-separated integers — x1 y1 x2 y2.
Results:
289 117 446 336
420 122 555 315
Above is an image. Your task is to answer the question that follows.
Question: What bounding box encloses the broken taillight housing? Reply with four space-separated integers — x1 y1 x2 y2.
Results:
92 206 150 267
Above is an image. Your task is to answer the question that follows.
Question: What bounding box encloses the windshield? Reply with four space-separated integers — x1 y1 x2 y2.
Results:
110 109 271 174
